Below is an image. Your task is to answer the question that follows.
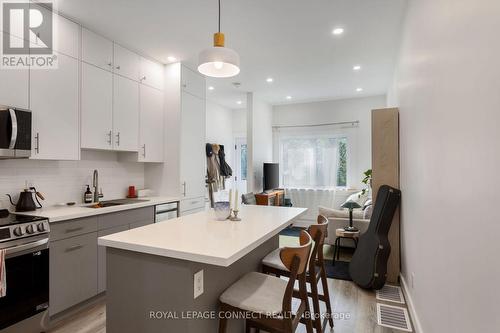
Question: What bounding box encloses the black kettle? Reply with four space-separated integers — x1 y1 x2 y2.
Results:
6 187 45 212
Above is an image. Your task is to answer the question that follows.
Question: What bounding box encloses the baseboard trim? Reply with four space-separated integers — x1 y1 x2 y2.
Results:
400 273 423 333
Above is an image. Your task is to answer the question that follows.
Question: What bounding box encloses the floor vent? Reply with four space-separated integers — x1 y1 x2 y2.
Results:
376 285 405 304
376 303 412 332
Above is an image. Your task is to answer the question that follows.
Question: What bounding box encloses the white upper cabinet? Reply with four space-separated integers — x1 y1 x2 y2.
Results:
0 33 29 109
30 4 80 59
181 66 206 99
139 85 164 162
113 75 139 152
82 28 113 71
30 52 79 160
81 63 113 150
140 57 164 90
113 44 140 81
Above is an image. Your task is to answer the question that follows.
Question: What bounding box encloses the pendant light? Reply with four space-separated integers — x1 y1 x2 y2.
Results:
198 0 240 78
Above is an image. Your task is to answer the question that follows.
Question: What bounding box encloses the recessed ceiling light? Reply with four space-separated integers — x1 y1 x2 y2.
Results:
286 96 292 100
353 65 362 71
167 56 177 62
332 28 344 35
266 77 274 83
236 100 242 105
356 88 363 92
208 86 215 91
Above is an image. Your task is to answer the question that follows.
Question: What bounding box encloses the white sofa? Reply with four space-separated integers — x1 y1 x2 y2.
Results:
318 206 370 248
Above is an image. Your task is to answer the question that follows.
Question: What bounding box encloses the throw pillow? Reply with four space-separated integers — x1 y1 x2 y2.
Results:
363 204 373 220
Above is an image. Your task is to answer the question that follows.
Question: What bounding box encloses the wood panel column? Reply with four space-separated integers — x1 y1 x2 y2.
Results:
371 108 400 283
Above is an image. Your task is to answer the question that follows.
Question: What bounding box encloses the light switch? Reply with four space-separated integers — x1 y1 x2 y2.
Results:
194 270 204 299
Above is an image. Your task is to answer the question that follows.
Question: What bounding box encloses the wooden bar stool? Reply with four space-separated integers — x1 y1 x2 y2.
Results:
262 215 334 332
218 231 314 333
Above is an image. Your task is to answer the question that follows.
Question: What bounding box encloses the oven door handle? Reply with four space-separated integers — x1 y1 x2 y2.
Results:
8 108 18 149
4 238 48 256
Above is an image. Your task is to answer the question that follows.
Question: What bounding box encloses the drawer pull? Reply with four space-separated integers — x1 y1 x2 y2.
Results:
65 244 84 252
191 200 200 205
65 227 84 233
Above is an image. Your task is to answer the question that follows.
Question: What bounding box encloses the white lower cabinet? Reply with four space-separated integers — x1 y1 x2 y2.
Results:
81 63 113 150
30 52 79 160
113 75 139 152
139 85 164 162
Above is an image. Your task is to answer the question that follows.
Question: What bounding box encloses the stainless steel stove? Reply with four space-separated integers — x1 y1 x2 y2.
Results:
0 209 50 333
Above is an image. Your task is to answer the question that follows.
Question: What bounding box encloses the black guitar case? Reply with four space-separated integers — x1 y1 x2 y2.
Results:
349 185 401 290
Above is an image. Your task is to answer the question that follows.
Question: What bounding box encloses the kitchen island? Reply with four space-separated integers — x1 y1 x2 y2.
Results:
98 205 307 333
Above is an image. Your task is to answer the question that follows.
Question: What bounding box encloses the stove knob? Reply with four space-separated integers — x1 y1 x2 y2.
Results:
13 226 25 236
37 223 46 232
26 224 36 234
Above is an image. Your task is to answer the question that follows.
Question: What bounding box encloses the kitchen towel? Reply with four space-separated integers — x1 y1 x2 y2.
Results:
0 249 6 298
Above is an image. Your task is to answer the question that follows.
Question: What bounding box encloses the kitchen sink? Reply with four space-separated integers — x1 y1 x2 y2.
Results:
85 198 150 208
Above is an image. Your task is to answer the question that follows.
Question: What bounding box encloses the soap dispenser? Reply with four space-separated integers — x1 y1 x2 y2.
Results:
84 185 93 204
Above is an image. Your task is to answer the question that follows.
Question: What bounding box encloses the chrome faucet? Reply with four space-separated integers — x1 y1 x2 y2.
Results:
92 170 103 203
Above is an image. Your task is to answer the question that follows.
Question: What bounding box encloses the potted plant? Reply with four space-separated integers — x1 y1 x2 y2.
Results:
360 169 372 197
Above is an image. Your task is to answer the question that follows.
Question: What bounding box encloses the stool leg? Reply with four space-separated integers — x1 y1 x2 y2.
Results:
336 239 341 261
308 269 323 333
320 264 334 328
332 238 338 266
299 274 314 333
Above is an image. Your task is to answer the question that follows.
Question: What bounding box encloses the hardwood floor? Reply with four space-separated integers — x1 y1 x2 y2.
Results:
47 278 406 333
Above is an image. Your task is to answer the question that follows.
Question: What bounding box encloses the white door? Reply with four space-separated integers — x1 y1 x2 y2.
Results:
30 52 79 160
113 75 139 152
82 28 113 71
234 138 248 196
139 85 164 162
0 33 28 108
180 92 206 199
81 63 113 150
139 57 164 90
113 43 140 81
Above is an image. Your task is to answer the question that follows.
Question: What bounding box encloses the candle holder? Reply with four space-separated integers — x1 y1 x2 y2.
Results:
230 209 241 221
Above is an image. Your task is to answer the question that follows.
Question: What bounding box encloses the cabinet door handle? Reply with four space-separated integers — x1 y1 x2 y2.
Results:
140 75 146 82
107 130 112 145
116 132 120 146
142 144 146 158
182 182 186 196
65 244 84 252
65 227 84 233
116 65 121 70
107 62 113 67
35 132 40 154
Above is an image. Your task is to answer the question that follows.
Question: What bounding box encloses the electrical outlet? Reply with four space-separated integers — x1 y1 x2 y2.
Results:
194 270 204 299
411 272 415 289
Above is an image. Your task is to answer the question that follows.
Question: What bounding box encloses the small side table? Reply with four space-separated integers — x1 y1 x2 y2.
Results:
332 228 360 266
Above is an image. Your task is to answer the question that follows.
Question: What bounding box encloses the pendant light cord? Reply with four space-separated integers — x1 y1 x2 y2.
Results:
218 0 221 33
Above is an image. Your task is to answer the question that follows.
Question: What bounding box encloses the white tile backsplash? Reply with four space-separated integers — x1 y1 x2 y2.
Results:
0 150 145 209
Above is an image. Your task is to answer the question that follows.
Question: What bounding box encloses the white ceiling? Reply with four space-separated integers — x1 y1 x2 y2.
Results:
56 0 407 109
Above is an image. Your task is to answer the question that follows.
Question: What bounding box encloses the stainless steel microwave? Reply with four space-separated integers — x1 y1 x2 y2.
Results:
0 106 31 159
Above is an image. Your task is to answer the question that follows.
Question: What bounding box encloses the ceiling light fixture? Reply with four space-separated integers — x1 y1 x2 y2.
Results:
266 77 274 83
198 0 240 78
353 65 362 71
356 88 363 92
236 100 242 105
332 27 344 35
286 96 292 100
167 56 177 62
208 86 215 91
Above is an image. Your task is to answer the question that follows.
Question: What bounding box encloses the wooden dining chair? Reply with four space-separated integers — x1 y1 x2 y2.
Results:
218 230 314 333
262 215 334 332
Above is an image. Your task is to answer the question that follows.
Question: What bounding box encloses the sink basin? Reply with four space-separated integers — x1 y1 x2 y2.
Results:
85 198 150 209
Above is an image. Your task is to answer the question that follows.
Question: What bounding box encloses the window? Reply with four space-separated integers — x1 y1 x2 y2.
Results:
240 144 247 180
279 136 348 188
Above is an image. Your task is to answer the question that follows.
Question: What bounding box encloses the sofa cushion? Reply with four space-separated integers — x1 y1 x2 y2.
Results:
318 206 365 220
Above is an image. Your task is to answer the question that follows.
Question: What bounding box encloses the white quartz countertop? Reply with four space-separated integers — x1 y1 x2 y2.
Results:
98 205 307 267
14 196 180 223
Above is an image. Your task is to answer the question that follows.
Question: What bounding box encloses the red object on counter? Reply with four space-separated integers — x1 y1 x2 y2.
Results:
128 186 136 198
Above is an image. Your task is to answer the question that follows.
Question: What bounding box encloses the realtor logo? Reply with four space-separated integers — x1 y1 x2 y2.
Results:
1 0 56 68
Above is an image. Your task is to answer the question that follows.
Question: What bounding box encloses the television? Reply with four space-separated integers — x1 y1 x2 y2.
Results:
263 163 279 192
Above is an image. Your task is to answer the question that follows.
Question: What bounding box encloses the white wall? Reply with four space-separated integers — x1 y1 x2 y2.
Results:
0 151 144 209
232 109 247 138
206 101 235 170
246 92 273 192
389 1 500 332
273 95 386 187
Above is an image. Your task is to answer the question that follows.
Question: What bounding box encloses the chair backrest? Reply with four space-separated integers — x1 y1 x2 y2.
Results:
241 192 257 205
309 214 328 245
279 230 312 275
